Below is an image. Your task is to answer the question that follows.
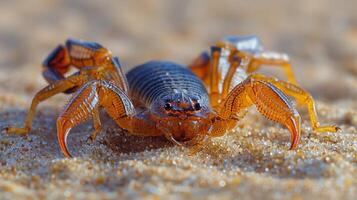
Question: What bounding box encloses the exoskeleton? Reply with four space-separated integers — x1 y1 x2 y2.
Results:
5 36 339 157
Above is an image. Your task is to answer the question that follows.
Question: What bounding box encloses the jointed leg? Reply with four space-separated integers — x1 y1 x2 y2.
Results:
188 51 210 82
192 46 238 108
247 51 297 84
43 39 111 76
209 47 222 107
43 39 128 92
5 74 86 135
86 107 102 144
55 79 166 157
250 74 340 133
213 76 301 149
221 51 249 100
56 80 135 157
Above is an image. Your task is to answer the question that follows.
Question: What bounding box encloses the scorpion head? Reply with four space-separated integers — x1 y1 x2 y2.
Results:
151 91 212 146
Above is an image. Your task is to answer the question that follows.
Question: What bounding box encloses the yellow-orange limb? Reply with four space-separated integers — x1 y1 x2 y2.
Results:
43 39 128 93
209 47 222 108
50 39 112 71
250 74 340 133
220 51 249 100
42 41 108 83
56 80 162 157
213 75 301 149
221 57 239 100
188 52 210 82
4 74 86 135
57 80 135 157
246 52 297 84
86 107 101 144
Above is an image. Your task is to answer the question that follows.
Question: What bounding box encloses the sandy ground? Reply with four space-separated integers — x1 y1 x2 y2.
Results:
0 0 356 199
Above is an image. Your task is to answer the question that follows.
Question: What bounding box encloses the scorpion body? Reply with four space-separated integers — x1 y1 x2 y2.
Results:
127 61 208 108
127 61 212 145
4 36 340 157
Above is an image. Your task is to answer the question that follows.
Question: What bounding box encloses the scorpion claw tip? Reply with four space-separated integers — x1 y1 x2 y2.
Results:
57 119 73 158
286 116 301 150
61 141 73 158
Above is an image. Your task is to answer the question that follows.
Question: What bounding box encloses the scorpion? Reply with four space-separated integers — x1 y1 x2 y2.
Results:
4 36 340 157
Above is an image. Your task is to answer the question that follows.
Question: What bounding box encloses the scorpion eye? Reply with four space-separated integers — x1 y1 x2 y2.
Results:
164 103 172 111
194 102 201 110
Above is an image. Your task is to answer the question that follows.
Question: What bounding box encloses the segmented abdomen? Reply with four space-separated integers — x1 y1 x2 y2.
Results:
126 61 208 106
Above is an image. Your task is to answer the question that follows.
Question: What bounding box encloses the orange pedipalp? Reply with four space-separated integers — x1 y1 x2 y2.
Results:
56 118 73 157
286 115 301 149
215 76 302 149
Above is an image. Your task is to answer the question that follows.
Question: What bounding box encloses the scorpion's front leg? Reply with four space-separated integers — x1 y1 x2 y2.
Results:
213 75 301 149
4 73 87 135
250 74 340 133
56 80 161 157
56 80 135 157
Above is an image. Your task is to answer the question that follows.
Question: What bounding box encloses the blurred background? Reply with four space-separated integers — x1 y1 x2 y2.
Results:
0 0 356 103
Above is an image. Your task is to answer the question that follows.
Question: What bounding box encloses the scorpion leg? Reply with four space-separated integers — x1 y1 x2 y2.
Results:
220 52 246 100
57 80 135 157
215 75 301 149
86 107 101 144
188 51 210 82
209 47 222 107
246 51 298 84
43 38 111 73
42 38 115 93
189 47 222 108
250 74 340 133
4 73 86 135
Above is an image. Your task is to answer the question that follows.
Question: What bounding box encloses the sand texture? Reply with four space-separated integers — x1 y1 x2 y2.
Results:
0 0 356 199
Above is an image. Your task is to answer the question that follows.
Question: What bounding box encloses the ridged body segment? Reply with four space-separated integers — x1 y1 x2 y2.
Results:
126 61 209 107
